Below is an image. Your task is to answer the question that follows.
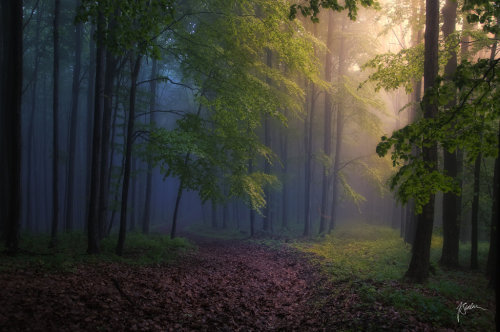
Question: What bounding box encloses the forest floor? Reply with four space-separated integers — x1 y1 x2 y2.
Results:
0 230 494 331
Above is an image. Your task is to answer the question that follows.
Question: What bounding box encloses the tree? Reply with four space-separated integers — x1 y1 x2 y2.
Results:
439 0 460 268
49 0 61 248
0 0 23 254
402 0 439 282
65 0 83 233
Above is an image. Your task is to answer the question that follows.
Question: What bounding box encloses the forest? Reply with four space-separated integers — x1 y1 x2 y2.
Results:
0 0 498 330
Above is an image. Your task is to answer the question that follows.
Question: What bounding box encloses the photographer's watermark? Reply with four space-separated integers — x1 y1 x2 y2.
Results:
456 302 487 323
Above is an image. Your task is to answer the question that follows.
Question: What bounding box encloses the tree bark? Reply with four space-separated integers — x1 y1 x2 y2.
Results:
329 18 346 233
65 1 83 232
440 0 460 268
1 0 23 254
116 55 142 256
87 11 106 254
319 10 335 235
98 49 117 239
470 153 481 270
142 59 157 234
49 0 61 248
405 0 439 283
85 24 96 229
262 49 272 232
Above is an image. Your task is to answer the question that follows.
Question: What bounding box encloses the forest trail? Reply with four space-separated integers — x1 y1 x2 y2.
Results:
0 237 432 331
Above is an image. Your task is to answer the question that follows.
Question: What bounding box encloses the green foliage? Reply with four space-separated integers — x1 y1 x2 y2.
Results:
0 232 193 272
293 224 495 330
289 0 379 22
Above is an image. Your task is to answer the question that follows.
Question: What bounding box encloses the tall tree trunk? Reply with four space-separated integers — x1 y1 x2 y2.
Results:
487 120 499 288
249 159 255 237
440 0 460 268
85 24 96 229
303 81 315 237
26 6 42 232
49 0 61 248
262 49 272 232
98 50 117 239
281 120 288 229
87 11 106 254
116 55 142 256
1 0 22 254
405 0 439 283
319 10 335 234
143 59 157 234
329 18 346 233
470 153 481 270
65 1 83 232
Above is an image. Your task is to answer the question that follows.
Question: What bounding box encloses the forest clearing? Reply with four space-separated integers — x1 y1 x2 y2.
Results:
1 0 498 330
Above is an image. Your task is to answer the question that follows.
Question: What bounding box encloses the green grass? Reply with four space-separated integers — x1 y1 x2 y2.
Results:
0 231 193 272
292 223 495 331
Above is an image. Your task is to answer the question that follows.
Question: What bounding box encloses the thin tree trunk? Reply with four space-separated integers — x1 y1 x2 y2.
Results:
262 49 272 232
49 0 61 248
319 10 335 234
211 200 217 229
329 18 347 233
87 11 106 254
249 159 255 237
26 6 42 232
85 24 96 230
470 153 481 270
487 121 499 287
65 2 83 232
142 59 157 234
116 55 142 256
1 0 23 254
281 120 288 230
303 81 315 237
170 180 184 239
98 50 117 239
405 0 439 283
440 0 460 268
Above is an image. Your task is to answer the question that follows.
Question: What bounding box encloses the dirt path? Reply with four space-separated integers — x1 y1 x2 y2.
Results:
0 238 333 331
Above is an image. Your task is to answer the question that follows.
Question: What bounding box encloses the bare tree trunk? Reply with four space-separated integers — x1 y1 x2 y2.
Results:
440 0 460 268
303 81 315 237
319 10 335 234
1 0 23 254
116 55 142 256
98 49 117 239
87 11 106 254
249 159 255 237
49 0 61 248
85 24 95 230
405 0 439 283
142 59 157 234
329 18 347 233
26 6 42 232
211 200 217 229
262 49 272 232
470 153 481 270
280 120 288 229
65 1 83 232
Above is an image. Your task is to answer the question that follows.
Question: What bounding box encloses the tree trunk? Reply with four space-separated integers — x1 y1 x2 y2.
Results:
319 10 335 235
1 0 22 254
262 49 272 232
87 11 105 254
329 18 347 233
85 24 96 230
405 0 439 283
249 159 255 237
440 0 460 268
142 59 157 234
170 180 184 239
281 120 288 229
98 50 117 239
303 81 315 237
65 2 83 232
211 200 217 229
470 153 481 269
116 55 142 256
487 121 499 288
49 0 61 248
26 6 42 232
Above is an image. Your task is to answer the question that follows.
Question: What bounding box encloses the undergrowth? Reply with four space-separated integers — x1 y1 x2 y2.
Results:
292 223 495 331
0 231 193 272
